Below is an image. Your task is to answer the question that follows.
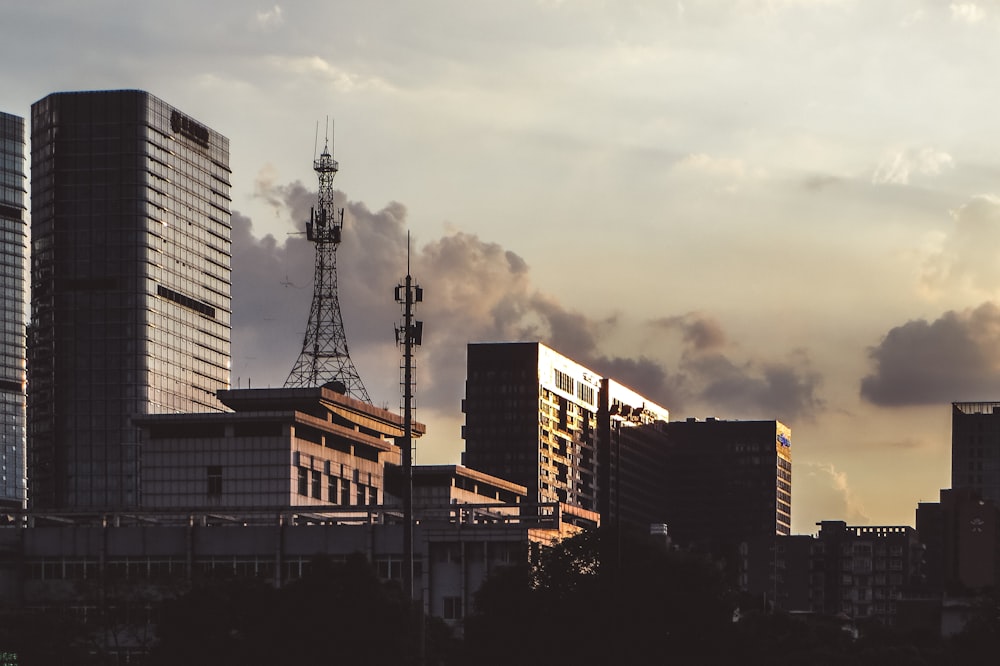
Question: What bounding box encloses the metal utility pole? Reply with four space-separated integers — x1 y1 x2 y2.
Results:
395 239 423 664
285 127 372 402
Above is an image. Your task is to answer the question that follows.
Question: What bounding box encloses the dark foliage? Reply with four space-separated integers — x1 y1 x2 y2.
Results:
464 527 737 666
147 552 454 666
0 608 95 666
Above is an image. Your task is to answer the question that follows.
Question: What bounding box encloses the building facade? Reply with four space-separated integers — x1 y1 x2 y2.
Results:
135 386 419 510
809 521 924 624
662 418 792 552
28 90 232 510
741 522 924 626
462 342 669 520
917 487 1000 594
0 112 27 509
951 402 1000 504
0 503 585 659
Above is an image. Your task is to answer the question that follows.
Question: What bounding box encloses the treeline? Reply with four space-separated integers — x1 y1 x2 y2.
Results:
3 529 1000 664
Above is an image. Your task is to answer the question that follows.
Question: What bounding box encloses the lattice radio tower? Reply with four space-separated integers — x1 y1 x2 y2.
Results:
284 126 372 403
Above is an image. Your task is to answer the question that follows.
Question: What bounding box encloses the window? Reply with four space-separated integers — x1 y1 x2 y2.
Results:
207 466 222 496
377 558 402 580
554 369 574 393
311 470 322 499
443 596 463 620
328 475 338 503
297 467 308 496
341 480 351 505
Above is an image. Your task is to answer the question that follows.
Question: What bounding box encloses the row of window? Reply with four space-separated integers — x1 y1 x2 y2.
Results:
24 555 425 583
296 466 377 505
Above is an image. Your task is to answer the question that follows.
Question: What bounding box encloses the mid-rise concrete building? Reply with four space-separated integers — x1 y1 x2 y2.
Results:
135 386 419 510
0 112 27 510
741 521 924 626
809 521 924 624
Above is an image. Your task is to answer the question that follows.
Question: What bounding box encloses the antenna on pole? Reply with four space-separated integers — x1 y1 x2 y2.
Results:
284 122 372 402
395 231 424 664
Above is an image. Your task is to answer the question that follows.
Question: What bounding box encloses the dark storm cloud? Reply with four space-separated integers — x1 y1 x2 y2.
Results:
588 355 685 412
235 179 650 412
230 210 314 388
651 312 727 351
860 302 1000 406
234 178 823 424
680 351 824 423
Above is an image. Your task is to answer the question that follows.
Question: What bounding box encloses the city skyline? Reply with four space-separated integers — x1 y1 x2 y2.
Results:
6 2 1000 530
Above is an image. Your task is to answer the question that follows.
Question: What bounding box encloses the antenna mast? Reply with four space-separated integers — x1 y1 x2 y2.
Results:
285 122 372 402
395 232 423 664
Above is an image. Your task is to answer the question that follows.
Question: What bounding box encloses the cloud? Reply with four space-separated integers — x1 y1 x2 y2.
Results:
860 302 1000 406
234 177 685 414
675 153 747 176
950 3 986 24
234 178 825 426
262 55 393 92
923 195 1000 293
871 147 954 185
801 174 842 192
797 462 870 525
253 5 284 30
680 350 824 423
651 312 727 351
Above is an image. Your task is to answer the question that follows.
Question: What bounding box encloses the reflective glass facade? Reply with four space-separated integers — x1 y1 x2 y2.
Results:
29 91 232 509
0 112 27 509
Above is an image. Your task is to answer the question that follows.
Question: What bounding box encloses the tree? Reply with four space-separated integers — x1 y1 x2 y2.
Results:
149 553 455 666
464 527 738 666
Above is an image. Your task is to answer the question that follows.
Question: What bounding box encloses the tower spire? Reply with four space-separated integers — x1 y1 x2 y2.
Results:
285 125 372 402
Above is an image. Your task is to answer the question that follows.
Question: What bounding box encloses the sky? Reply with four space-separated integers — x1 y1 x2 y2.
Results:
5 0 1000 533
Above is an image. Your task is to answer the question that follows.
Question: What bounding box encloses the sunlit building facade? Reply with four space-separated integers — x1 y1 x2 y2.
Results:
462 342 669 521
0 112 27 509
28 90 232 510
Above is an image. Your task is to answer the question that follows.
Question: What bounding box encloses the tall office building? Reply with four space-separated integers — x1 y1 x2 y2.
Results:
462 342 669 518
662 418 792 550
28 90 232 510
951 402 1000 504
0 112 27 509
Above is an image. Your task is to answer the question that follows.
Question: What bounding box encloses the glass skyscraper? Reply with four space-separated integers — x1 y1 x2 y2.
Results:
0 112 27 510
29 90 232 510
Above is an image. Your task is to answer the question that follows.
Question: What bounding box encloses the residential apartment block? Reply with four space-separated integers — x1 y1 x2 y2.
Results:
461 342 669 524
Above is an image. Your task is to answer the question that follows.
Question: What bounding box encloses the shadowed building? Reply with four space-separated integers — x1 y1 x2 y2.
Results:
917 487 1000 595
28 90 232 510
0 112 27 510
662 418 792 553
951 402 1000 505
741 522 924 626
